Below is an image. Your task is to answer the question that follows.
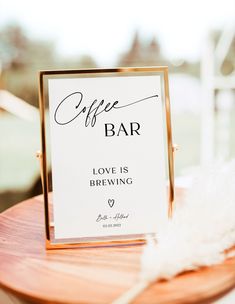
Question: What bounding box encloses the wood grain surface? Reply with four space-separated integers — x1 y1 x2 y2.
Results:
0 191 235 304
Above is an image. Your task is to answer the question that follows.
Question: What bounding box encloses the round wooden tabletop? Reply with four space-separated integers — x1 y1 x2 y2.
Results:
0 193 235 304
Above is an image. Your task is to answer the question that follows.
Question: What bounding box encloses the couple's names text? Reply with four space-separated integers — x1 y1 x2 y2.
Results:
96 213 129 222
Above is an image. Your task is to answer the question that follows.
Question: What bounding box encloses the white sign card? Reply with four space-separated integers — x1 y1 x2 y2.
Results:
39 68 174 247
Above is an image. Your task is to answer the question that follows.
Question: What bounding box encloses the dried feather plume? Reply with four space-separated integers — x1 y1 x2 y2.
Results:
112 161 235 304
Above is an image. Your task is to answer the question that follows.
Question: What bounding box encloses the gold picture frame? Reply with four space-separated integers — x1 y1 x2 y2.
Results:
38 66 175 249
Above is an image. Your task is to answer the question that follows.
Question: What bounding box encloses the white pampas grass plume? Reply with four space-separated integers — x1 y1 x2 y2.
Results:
112 161 235 304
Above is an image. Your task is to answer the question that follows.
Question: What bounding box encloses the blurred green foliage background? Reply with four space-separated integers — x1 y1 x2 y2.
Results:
0 23 234 211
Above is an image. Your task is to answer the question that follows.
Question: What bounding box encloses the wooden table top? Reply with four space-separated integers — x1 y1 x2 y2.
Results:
0 192 235 304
